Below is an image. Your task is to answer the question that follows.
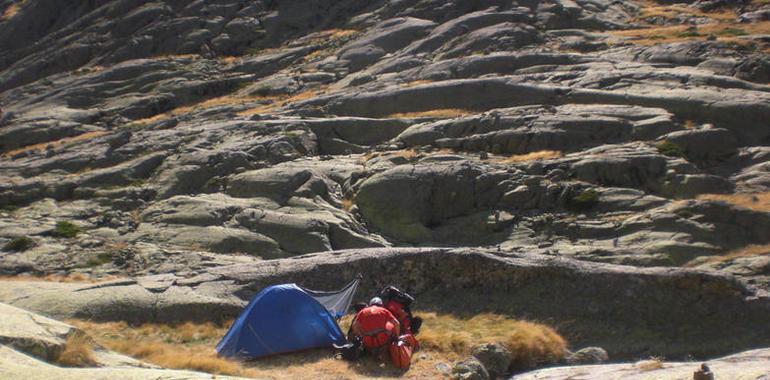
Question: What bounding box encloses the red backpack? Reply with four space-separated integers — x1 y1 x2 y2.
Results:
389 334 419 370
353 306 399 350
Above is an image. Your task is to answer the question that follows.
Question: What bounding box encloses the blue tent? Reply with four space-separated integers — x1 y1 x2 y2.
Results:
216 278 359 358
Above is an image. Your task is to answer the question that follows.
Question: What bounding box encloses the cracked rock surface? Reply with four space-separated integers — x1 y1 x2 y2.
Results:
1 0 770 375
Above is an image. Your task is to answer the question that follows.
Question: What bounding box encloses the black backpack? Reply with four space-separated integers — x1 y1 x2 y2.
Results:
378 285 415 308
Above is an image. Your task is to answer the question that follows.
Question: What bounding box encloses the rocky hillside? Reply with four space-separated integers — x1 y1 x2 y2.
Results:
1 0 770 377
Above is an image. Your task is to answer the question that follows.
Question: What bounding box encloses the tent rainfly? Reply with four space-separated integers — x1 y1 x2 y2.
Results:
216 278 360 358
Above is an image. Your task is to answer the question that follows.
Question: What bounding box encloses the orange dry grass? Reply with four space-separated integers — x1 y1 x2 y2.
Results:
134 94 271 124
218 56 242 64
690 244 770 266
634 0 735 22
498 150 563 164
303 28 358 44
400 80 434 88
2 131 108 157
1 1 24 21
326 29 358 39
0 273 122 283
635 357 665 372
341 197 355 212
610 21 770 46
417 312 566 369
69 311 565 379
697 192 770 212
391 149 421 160
237 88 326 116
56 333 96 367
386 108 474 119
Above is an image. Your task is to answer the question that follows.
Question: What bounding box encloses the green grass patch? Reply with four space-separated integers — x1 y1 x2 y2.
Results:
86 252 113 267
676 30 700 38
53 221 82 238
718 28 747 37
657 140 685 158
3 236 35 252
567 189 599 212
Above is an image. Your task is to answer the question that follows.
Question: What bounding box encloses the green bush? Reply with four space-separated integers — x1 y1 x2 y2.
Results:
53 221 81 238
657 140 684 158
677 30 700 38
3 236 35 252
86 252 112 267
568 189 599 212
718 28 747 37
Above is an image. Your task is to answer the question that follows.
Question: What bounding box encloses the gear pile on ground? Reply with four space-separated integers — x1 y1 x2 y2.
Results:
1 0 769 378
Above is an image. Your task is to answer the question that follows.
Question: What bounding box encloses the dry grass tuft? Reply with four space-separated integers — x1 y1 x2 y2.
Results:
133 94 271 125
218 56 242 64
635 357 664 372
359 151 379 164
635 1 735 22
56 333 97 367
1 1 24 21
400 80 435 88
386 108 474 119
498 150 563 164
302 28 358 44
697 192 770 212
3 131 108 157
610 21 770 47
70 320 241 375
0 273 121 283
688 243 770 266
70 311 565 379
386 149 421 161
237 88 326 116
341 197 355 212
417 312 566 368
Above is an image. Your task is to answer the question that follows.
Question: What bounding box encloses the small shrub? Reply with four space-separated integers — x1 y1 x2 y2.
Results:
53 221 81 238
86 252 113 267
568 189 599 212
254 85 271 96
656 140 684 158
56 333 96 367
676 30 700 38
3 236 35 252
718 28 747 36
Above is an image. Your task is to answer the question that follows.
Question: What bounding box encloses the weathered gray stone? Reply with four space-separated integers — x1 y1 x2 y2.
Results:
0 303 76 362
518 348 770 380
452 357 489 380
471 343 511 379
565 346 609 365
0 344 247 380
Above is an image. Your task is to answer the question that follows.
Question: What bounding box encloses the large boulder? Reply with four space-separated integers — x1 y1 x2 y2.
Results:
517 348 770 380
0 345 248 380
659 128 738 161
0 303 76 362
337 17 436 71
355 161 500 242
